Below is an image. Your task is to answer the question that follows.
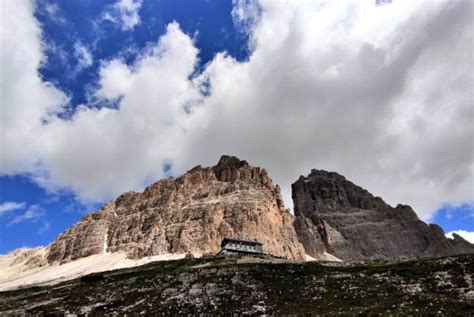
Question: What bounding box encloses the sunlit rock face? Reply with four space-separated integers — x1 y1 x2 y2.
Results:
47 155 305 264
292 169 474 261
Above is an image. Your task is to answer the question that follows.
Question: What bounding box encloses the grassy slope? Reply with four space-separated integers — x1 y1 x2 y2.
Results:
0 254 473 315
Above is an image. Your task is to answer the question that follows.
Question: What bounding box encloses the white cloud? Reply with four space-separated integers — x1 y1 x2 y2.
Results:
8 205 45 225
175 0 474 220
104 0 143 31
33 22 201 201
0 0 68 175
446 230 474 244
0 202 26 215
1 0 473 222
73 41 93 70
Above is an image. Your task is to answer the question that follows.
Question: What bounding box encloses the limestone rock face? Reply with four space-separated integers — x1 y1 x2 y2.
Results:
3 247 48 268
292 169 474 261
47 156 305 264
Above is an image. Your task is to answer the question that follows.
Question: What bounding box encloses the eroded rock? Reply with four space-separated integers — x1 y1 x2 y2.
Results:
47 155 305 263
292 169 474 261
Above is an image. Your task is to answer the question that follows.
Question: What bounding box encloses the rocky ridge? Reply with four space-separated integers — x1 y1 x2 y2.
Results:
3 155 473 290
46 155 305 264
292 169 474 261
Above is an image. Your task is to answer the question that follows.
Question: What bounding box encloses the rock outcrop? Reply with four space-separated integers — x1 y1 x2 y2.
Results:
47 156 305 264
292 169 474 261
3 255 474 315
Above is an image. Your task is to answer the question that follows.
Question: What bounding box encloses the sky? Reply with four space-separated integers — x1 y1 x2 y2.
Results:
0 0 473 253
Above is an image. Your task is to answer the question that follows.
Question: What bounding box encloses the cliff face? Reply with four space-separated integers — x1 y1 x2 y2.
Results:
292 169 474 261
47 156 305 264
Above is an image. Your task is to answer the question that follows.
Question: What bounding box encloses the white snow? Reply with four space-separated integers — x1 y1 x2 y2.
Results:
103 232 108 254
305 252 342 262
0 252 188 291
322 252 343 262
0 250 343 291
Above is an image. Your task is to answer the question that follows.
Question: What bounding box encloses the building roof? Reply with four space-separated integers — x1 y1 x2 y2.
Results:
221 237 263 247
217 248 262 256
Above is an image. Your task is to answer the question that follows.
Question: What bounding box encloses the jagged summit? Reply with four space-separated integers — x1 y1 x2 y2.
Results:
187 155 248 174
214 154 250 169
292 169 474 261
46 156 305 264
294 169 387 212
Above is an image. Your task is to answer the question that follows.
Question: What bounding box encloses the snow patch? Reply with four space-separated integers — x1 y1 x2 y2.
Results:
103 232 108 254
322 252 343 262
305 252 342 262
0 252 190 291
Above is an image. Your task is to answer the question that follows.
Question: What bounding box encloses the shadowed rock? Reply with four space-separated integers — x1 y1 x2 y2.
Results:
292 169 474 261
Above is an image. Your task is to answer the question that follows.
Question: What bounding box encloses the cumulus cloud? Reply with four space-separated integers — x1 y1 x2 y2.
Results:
446 230 474 244
34 22 201 201
176 0 474 219
103 0 143 31
0 0 68 175
0 202 26 215
1 0 473 221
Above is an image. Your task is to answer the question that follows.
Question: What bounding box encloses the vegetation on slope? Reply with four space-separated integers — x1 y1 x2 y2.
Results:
0 254 472 315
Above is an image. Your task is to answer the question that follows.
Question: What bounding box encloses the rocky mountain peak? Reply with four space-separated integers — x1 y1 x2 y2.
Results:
211 155 270 184
46 156 305 264
293 169 387 214
215 155 249 171
293 169 474 261
9 157 473 270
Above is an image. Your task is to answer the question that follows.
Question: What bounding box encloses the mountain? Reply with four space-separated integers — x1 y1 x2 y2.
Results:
2 156 473 292
293 169 474 261
46 155 305 264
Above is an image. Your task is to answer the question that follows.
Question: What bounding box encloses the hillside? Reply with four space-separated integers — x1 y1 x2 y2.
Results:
1 254 473 315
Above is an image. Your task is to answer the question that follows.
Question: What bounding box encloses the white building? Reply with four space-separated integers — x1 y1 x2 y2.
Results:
217 238 263 256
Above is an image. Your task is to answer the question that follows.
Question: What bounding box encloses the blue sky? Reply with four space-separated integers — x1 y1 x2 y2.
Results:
1 0 473 253
35 0 251 108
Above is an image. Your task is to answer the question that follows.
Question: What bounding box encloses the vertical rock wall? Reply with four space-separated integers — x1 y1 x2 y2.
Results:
292 169 474 261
